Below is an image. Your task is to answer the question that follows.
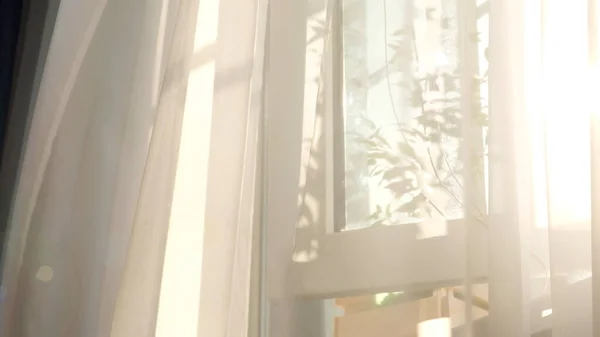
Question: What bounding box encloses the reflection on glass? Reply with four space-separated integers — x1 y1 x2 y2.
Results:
339 0 489 231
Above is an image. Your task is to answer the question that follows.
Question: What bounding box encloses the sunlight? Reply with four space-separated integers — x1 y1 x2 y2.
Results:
541 308 552 318
542 0 591 229
297 4 327 234
374 291 404 305
155 0 220 335
417 318 451 337
521 0 547 229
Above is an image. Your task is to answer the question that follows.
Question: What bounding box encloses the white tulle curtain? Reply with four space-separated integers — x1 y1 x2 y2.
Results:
483 0 600 336
0 0 265 336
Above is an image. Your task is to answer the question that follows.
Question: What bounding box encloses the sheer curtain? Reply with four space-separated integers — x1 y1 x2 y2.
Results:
0 0 266 336
483 0 598 336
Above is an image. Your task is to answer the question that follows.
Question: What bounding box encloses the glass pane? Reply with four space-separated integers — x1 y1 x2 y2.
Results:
340 0 489 231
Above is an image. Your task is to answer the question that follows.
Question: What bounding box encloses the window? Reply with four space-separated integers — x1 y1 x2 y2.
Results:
263 0 491 335
338 0 486 232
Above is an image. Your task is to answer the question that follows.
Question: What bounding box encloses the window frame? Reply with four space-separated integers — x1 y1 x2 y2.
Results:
264 0 490 302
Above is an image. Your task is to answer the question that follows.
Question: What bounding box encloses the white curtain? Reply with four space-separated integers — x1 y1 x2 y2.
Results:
483 0 599 336
0 0 266 336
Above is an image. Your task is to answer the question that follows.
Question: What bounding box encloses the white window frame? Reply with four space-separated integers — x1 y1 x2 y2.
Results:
264 0 491 303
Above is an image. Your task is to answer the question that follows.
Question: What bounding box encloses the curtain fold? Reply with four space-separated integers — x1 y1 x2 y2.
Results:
0 0 266 336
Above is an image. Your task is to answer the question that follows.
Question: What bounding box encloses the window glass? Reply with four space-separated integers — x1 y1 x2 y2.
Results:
339 0 489 231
